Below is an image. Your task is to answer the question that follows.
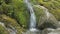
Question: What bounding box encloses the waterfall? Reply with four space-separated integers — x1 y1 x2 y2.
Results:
22 0 40 34
24 0 37 31
23 0 60 34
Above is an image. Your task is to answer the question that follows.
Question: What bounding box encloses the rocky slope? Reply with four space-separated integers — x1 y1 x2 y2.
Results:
0 0 60 34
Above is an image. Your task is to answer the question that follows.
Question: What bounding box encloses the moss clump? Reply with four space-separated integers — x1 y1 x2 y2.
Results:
13 0 30 28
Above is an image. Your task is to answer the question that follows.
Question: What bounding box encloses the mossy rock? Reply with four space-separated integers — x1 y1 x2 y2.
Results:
0 25 9 34
33 5 44 26
37 0 60 21
33 5 59 29
0 14 25 34
0 0 30 28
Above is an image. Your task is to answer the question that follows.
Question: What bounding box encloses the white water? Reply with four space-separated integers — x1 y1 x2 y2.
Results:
23 0 60 34
23 0 40 34
24 0 37 31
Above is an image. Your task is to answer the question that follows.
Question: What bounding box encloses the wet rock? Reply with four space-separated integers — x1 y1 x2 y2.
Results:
33 5 60 29
37 0 60 21
42 28 60 34
0 14 25 34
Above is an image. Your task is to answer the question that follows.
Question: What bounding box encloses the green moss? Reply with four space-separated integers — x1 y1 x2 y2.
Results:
14 3 30 28
2 4 14 17
0 0 30 28
30 0 38 5
33 5 44 26
0 14 25 34
0 0 4 5
37 0 60 21
0 0 60 33
0 0 30 29
0 0 24 17
49 9 60 21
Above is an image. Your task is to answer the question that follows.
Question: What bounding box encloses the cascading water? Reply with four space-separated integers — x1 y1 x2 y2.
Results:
23 0 40 34
24 0 37 31
24 0 36 29
23 0 60 34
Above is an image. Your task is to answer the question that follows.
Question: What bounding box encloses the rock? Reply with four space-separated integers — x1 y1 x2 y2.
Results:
0 0 60 34
0 25 9 34
42 28 60 34
33 5 60 29
37 0 60 21
0 14 25 34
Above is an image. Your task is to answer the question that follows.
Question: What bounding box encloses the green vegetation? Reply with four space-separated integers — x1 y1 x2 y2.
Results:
0 0 60 34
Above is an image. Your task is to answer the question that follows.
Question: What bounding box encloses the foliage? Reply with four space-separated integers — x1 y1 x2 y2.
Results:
0 0 60 34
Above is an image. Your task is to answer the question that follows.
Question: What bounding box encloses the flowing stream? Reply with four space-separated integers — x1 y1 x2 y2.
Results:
23 0 58 34
23 0 40 34
24 0 37 31
23 0 60 34
24 0 36 29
